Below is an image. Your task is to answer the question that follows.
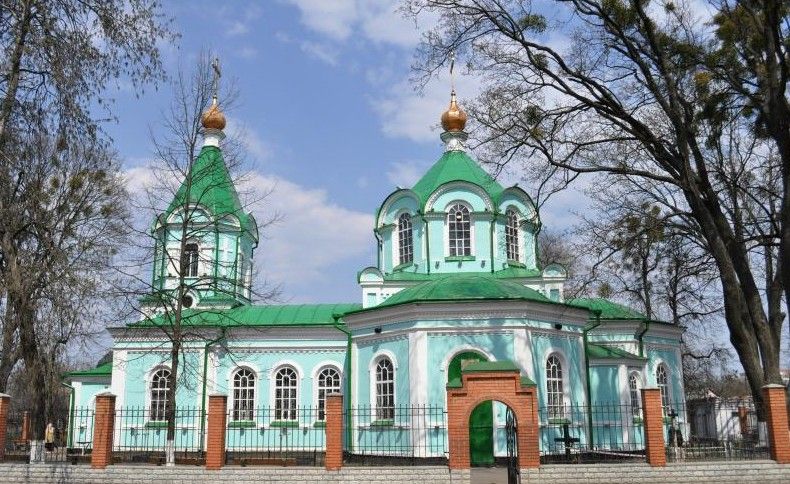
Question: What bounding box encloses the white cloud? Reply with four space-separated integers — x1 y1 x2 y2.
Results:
237 46 259 59
386 160 429 187
239 173 372 288
227 21 249 36
225 121 272 162
299 40 339 66
283 0 425 48
372 72 483 143
123 165 373 299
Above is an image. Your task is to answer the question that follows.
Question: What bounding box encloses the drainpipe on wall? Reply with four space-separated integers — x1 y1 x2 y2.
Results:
199 326 227 451
489 210 496 273
420 211 431 275
582 310 602 446
61 382 75 448
637 319 650 357
333 317 353 451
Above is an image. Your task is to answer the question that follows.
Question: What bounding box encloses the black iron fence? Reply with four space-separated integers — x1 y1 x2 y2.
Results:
343 404 448 466
112 406 205 465
224 406 326 466
539 403 646 464
665 399 769 461
4 410 28 462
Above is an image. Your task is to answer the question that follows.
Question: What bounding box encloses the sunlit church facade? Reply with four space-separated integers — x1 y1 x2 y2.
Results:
65 86 683 464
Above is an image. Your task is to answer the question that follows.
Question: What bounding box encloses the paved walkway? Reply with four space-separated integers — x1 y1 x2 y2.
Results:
470 467 507 484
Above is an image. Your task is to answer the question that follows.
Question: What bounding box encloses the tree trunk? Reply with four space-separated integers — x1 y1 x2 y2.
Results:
0 0 34 145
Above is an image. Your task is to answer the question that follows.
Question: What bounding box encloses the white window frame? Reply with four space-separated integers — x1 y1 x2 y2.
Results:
505 208 521 262
545 353 566 420
182 241 200 278
369 353 396 421
314 365 342 421
273 365 299 421
656 363 671 416
148 367 171 422
396 212 414 266
231 367 256 421
445 201 474 257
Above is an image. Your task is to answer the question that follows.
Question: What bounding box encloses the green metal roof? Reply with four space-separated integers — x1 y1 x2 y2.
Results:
447 360 536 388
65 362 112 379
129 303 362 328
412 150 504 205
568 298 647 320
587 343 646 360
462 360 521 373
382 266 542 282
164 146 255 236
371 274 550 310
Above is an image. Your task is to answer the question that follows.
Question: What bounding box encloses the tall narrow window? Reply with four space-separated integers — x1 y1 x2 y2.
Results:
232 368 256 421
150 368 171 422
375 358 395 420
274 366 298 421
546 355 564 419
316 367 341 421
182 242 199 277
656 364 670 415
448 203 471 256
505 209 520 261
397 213 413 265
629 372 641 418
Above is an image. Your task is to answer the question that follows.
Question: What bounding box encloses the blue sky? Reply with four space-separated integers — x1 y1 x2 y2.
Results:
112 0 581 305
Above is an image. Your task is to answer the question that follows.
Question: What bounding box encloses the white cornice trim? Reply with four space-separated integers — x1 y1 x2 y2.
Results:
342 300 589 328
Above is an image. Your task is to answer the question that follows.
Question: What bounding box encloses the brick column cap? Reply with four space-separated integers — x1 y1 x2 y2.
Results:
96 391 116 397
641 386 659 390
209 392 227 398
762 384 786 389
0 392 9 398
327 392 343 398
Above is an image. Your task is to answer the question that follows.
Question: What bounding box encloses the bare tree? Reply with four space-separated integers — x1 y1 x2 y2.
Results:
407 0 787 406
0 0 173 439
113 54 278 464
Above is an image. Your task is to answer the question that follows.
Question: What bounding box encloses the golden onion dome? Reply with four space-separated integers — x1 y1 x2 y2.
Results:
440 90 467 132
201 96 226 130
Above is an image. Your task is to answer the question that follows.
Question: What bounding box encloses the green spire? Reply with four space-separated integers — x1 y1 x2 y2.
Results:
412 150 504 206
164 146 256 238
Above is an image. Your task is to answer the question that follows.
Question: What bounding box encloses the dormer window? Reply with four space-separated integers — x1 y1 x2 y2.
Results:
397 213 413 265
505 209 520 261
448 203 471 256
182 243 199 277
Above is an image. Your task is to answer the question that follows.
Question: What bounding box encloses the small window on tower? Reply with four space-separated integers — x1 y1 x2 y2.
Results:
182 243 199 277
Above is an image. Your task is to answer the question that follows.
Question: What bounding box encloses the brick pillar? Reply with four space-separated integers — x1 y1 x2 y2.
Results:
738 405 749 437
519 388 540 469
205 393 227 470
325 393 343 471
641 388 666 467
0 393 9 461
21 411 30 442
447 395 470 470
91 392 116 469
763 384 790 464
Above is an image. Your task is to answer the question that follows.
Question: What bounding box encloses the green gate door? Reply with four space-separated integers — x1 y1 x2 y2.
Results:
448 351 494 466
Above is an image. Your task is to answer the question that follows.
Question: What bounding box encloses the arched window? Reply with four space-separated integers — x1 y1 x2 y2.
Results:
546 355 564 419
397 213 413 265
232 368 255 421
448 203 471 256
656 364 670 415
182 242 199 277
316 367 341 421
150 368 171 421
629 372 641 418
375 358 395 420
505 209 520 261
274 366 298 421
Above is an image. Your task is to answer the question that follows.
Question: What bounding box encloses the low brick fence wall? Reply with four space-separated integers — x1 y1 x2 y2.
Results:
3 461 790 483
0 464 466 483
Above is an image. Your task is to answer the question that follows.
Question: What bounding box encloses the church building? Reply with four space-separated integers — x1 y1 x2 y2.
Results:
65 85 684 464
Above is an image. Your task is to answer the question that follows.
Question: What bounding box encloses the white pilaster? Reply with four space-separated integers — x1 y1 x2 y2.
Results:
408 331 428 456
514 328 534 380
110 350 127 409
